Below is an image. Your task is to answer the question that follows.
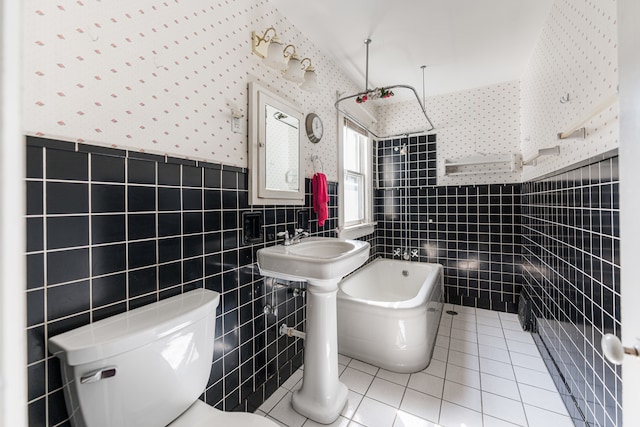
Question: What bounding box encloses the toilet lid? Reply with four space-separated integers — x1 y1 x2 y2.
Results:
168 401 279 427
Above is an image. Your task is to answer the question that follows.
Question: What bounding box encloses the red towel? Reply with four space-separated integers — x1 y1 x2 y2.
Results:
312 172 329 227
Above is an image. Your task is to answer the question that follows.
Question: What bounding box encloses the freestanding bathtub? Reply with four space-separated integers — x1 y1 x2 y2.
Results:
337 258 444 373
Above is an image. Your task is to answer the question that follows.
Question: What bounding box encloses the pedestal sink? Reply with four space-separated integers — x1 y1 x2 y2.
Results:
257 237 370 424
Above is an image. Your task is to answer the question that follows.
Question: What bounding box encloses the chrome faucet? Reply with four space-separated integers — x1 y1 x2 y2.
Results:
276 230 292 245
290 228 310 244
277 229 309 246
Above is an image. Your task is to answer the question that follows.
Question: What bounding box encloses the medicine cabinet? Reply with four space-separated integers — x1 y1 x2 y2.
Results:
248 81 305 205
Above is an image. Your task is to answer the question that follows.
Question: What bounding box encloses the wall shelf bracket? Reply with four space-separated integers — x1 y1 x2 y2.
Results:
557 93 617 140
523 145 560 167
557 127 585 140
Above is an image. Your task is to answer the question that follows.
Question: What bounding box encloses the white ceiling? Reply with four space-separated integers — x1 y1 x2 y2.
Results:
270 0 555 98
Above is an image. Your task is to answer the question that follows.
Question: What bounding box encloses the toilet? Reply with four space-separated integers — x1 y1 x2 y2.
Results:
48 289 278 427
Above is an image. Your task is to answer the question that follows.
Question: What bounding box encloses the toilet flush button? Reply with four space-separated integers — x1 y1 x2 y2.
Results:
80 367 117 384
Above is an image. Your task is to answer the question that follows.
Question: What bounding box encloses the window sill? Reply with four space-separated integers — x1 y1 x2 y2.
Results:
337 222 376 239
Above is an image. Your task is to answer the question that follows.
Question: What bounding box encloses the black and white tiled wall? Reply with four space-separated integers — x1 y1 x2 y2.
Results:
521 153 621 427
26 135 622 427
374 134 522 312
25 136 339 427
372 134 621 423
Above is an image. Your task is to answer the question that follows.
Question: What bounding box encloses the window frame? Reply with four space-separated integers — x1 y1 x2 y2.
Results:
338 115 375 238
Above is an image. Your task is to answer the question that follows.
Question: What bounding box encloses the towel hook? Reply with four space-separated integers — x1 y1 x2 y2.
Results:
311 155 324 173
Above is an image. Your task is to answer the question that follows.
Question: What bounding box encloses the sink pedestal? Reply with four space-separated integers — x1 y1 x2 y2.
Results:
256 237 370 424
291 279 347 424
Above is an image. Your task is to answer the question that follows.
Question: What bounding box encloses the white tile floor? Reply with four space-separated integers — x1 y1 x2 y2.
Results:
256 304 575 427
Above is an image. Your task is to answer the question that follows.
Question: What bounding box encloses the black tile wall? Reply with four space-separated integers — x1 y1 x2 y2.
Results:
376 134 437 189
27 135 621 426
25 137 338 427
521 156 621 427
374 134 522 312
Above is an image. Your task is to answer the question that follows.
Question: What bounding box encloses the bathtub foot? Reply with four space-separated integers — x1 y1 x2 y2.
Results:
291 279 347 424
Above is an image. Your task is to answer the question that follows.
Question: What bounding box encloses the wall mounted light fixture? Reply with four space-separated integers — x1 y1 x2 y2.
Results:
299 58 319 92
252 27 287 70
282 45 305 83
251 27 319 92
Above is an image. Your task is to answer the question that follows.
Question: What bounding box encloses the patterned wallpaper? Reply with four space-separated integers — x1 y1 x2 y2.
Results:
22 0 620 184
376 0 618 186
22 0 364 182
377 81 522 186
520 0 618 181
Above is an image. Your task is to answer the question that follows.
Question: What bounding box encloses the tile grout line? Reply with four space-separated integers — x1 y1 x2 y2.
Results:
502 312 530 427
439 305 455 425
42 146 50 427
475 308 488 427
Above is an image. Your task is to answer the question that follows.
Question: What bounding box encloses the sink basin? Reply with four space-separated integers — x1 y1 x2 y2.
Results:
257 237 370 282
288 240 356 258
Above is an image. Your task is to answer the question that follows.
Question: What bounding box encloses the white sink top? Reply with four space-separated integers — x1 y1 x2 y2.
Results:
257 237 370 282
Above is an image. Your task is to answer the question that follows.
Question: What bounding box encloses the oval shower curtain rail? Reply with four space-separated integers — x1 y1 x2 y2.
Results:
335 84 435 140
335 38 435 140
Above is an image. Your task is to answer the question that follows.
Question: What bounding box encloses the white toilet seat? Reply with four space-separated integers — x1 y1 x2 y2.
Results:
167 400 279 427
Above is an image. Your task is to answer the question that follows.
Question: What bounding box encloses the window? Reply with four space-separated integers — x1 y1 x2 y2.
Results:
339 118 374 237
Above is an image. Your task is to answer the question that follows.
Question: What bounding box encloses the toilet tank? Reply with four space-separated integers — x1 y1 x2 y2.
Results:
48 289 220 427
